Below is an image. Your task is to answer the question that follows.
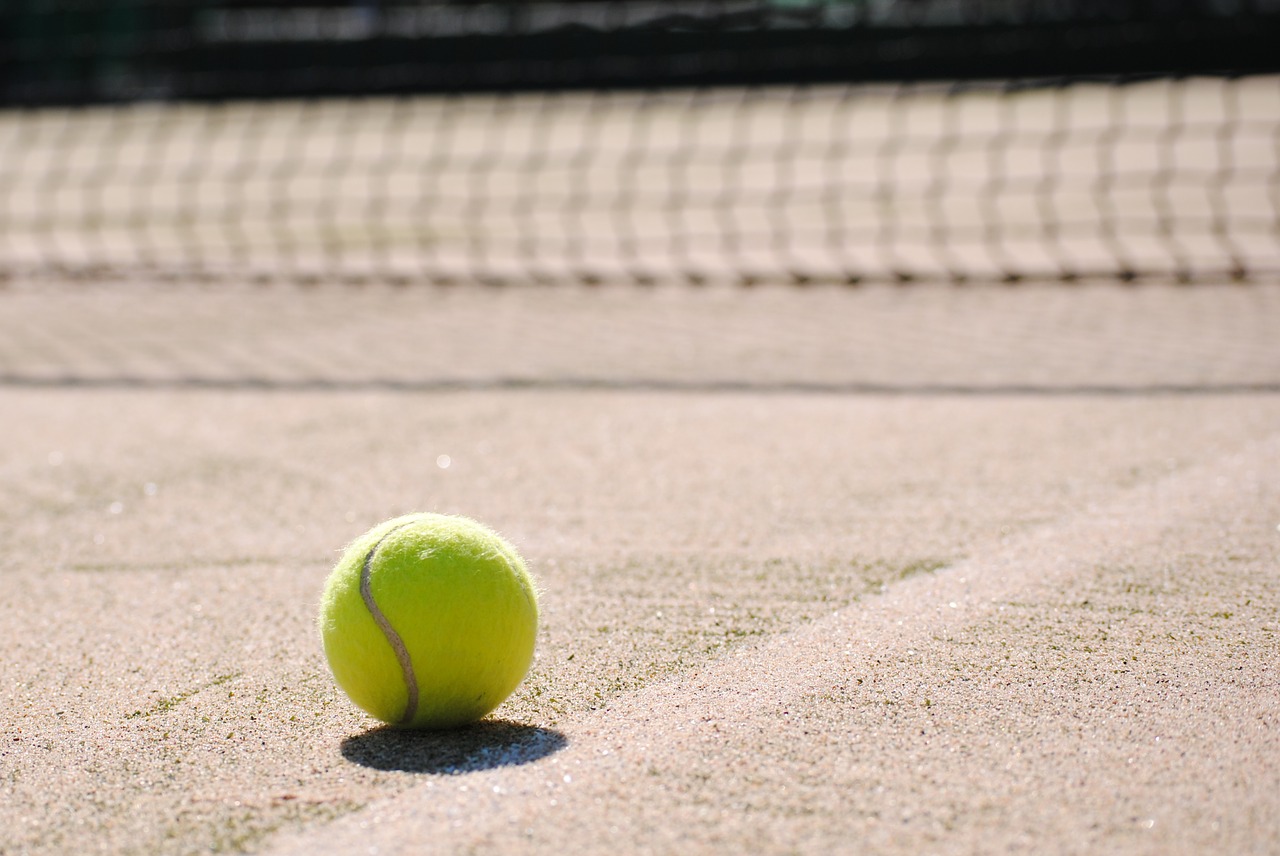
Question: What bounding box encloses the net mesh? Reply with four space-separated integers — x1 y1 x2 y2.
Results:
2 2 1278 285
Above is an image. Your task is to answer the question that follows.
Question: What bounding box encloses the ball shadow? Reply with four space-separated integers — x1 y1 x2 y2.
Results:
340 719 567 774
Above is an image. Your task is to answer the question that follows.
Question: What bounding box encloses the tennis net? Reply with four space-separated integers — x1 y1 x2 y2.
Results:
2 2 1278 285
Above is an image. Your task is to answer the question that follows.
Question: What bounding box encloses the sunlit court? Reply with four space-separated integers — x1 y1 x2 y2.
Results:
2 3 1278 855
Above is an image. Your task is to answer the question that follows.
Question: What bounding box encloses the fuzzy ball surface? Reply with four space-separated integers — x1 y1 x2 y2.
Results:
319 513 539 729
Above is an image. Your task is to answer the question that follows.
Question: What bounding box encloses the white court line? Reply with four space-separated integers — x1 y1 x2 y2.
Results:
265 430 1280 854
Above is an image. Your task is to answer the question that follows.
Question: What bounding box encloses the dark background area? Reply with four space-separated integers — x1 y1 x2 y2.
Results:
5 0 1280 106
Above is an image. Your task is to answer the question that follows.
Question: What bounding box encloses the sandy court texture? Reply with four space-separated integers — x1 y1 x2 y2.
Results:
0 282 1277 855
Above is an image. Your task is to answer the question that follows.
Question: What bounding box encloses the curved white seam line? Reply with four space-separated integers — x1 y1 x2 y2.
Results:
359 524 419 726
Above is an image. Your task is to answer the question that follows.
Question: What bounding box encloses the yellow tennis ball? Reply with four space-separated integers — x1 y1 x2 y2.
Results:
318 513 539 729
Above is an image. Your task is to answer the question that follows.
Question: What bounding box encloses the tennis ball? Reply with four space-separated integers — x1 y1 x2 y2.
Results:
318 513 539 730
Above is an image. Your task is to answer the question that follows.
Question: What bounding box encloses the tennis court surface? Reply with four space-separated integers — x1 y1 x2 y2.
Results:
1 281 1277 855
3 2 1280 854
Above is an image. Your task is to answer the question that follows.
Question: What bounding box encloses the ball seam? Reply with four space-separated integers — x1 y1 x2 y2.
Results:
358 523 420 726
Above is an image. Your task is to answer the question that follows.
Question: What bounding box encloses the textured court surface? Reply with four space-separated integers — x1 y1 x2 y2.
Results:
1 282 1278 855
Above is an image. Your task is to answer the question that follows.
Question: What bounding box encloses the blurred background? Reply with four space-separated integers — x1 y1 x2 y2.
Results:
2 0 1278 284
